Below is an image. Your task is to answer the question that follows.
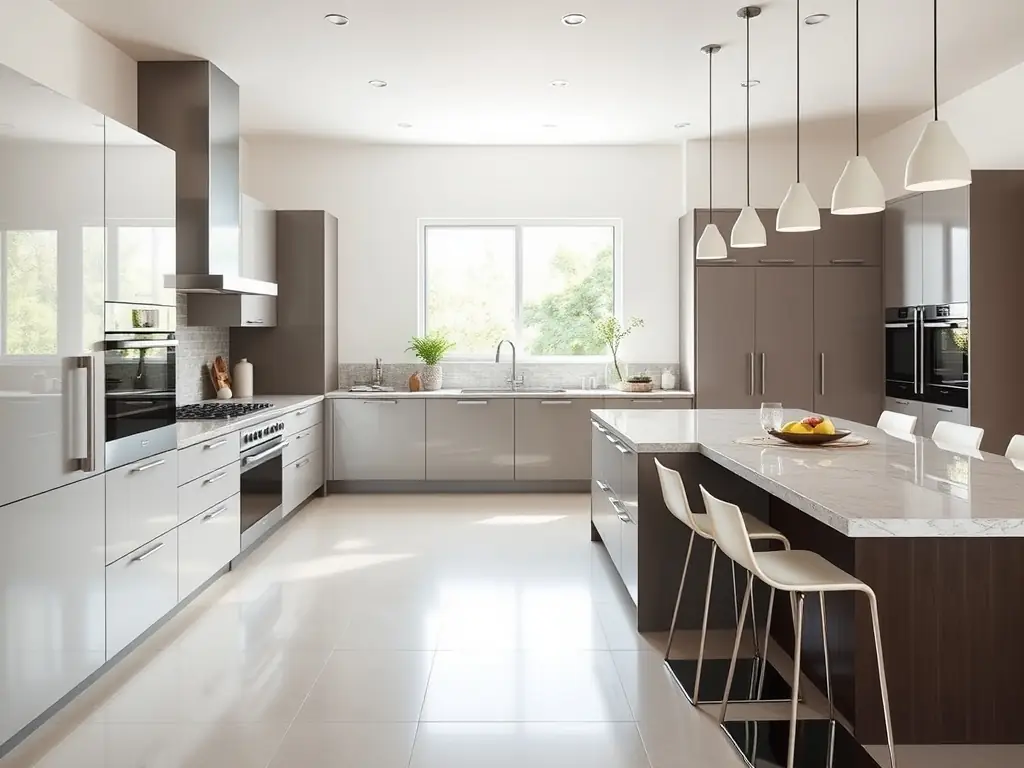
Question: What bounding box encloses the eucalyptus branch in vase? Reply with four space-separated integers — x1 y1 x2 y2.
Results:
595 316 644 383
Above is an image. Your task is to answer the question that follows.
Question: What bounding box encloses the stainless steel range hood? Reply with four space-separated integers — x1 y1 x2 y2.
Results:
137 61 277 297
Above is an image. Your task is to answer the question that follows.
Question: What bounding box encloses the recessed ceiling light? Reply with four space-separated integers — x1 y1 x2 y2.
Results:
804 13 829 25
741 79 761 88
324 13 349 26
542 124 558 128
550 80 569 88
561 13 587 26
397 122 413 128
368 80 388 88
674 122 691 129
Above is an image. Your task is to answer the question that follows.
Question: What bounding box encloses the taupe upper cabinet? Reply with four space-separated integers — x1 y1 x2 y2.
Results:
104 118 177 307
884 195 924 307
755 268 815 409
815 211 883 267
814 267 883 424
240 194 276 284
921 187 969 305
695 267 757 407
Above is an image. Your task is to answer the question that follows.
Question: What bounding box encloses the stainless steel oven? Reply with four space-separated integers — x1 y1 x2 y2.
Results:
885 306 920 400
104 303 177 468
921 303 969 408
239 418 287 553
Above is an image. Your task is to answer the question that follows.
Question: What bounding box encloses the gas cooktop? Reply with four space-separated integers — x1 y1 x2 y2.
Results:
176 402 275 420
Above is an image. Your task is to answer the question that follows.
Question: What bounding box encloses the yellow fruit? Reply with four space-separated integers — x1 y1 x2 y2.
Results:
780 421 801 433
813 419 836 435
789 423 814 434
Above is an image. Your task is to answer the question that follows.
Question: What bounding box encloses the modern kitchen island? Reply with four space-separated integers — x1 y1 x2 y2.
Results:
590 408 1024 748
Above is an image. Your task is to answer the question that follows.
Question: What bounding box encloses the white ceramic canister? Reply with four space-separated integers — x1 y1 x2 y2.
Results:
233 358 254 398
660 369 676 391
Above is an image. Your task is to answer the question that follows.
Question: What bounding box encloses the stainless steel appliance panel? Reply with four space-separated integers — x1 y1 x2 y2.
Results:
921 304 969 408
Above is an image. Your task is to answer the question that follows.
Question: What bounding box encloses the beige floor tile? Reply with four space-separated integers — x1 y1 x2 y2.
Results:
334 603 443 651
267 722 418 768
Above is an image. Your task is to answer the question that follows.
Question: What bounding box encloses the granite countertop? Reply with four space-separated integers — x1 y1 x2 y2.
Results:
590 408 1024 538
176 395 325 449
325 388 694 400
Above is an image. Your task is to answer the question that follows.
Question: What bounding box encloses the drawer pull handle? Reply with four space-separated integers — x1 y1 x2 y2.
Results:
131 541 165 563
365 400 398 405
830 258 866 264
541 400 572 405
596 480 610 492
758 258 796 264
296 430 311 439
296 458 311 468
204 471 228 485
605 434 618 446
634 399 662 403
296 408 308 416
131 458 166 474
456 400 488 405
615 444 630 455
204 439 228 450
937 407 955 413
896 400 910 405
203 504 229 522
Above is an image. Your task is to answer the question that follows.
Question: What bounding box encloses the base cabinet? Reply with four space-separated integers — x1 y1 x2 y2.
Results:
0 476 106 747
332 399 425 480
515 399 594 480
921 402 970 440
178 493 241 599
284 450 323 516
591 422 639 603
426 399 515 481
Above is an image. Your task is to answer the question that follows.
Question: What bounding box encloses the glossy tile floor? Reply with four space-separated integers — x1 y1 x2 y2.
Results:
3 494 1023 768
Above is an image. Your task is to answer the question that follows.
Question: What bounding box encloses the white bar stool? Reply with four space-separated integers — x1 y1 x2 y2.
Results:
931 421 984 452
656 459 791 704
700 485 897 768
1005 434 1024 461
876 410 917 435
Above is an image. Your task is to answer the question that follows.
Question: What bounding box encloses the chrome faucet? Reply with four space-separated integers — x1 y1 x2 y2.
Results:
495 339 524 391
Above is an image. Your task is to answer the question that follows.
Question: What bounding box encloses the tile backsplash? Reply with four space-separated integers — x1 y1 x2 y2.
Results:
338 361 681 391
175 294 229 403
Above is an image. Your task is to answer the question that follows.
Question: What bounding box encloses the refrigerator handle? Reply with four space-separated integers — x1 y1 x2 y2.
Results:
72 355 96 472
913 308 921 395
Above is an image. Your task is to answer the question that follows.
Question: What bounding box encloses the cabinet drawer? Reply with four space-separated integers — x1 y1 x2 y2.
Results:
178 431 240 486
178 493 240 599
426 398 515 481
515 399 594 481
284 422 322 465
105 450 179 565
602 397 693 410
284 450 323 517
178 461 240 525
106 529 178 659
284 401 323 436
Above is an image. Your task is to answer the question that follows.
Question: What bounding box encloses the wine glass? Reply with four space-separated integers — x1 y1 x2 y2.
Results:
760 402 784 434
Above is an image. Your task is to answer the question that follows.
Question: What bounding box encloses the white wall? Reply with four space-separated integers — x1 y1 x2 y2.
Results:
245 141 685 363
866 61 1024 201
0 0 137 127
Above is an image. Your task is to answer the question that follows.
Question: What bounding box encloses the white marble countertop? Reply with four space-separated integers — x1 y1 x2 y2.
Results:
325 388 694 400
590 408 1024 538
176 395 325 449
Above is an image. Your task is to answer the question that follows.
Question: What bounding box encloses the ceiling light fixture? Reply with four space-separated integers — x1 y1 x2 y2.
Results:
696 43 728 261
550 80 569 88
397 122 413 128
674 122 691 129
905 0 971 191
777 0 820 233
324 13 349 26
831 0 885 215
561 13 587 26
368 80 388 88
732 6 767 249
804 13 829 25
542 123 558 128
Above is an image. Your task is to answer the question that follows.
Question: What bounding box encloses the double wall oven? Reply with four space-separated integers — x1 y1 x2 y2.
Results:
104 303 177 468
885 303 969 408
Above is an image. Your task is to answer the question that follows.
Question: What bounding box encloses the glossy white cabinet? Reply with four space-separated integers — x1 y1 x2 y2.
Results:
178 461 241 525
284 422 322 465
105 529 179 660
0 67 106 509
178 493 241 599
884 397 925 436
591 422 639 604
921 402 971 441
332 399 426 481
241 194 276 284
515 398 594 480
284 401 323 437
0 475 105 746
177 431 240 486
426 398 515 481
105 450 179 564
284 450 323 517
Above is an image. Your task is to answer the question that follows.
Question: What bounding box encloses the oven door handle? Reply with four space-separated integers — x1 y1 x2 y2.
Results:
243 440 289 467
884 323 915 329
922 322 961 328
105 339 178 350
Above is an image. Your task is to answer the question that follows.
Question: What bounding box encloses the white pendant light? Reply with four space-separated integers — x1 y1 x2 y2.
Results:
905 0 971 191
731 6 767 248
777 0 820 233
697 43 728 260
831 0 884 215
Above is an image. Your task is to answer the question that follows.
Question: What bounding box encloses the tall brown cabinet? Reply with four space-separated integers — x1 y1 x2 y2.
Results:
694 208 883 424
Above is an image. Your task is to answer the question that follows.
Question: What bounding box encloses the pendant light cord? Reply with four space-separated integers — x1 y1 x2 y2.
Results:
932 0 939 120
745 12 751 206
708 45 714 220
795 0 801 182
855 0 860 155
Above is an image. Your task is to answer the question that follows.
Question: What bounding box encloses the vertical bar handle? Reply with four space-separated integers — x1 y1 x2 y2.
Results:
820 353 825 396
913 307 921 395
748 353 755 396
73 356 95 472
760 353 766 396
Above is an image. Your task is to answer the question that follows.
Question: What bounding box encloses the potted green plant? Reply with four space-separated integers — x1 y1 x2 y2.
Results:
407 332 456 391
595 316 644 388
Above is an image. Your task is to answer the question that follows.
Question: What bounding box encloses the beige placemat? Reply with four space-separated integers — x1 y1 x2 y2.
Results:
734 434 871 448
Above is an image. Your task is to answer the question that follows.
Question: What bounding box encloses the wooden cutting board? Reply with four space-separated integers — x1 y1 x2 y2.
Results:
209 356 232 394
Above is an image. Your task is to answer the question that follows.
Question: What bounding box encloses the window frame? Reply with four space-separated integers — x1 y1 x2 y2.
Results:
418 218 623 361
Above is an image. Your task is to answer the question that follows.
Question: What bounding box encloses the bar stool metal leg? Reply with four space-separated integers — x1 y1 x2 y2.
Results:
819 592 836 766
867 592 898 768
756 585 776 698
664 529 695 661
718 570 753 726
786 592 806 768
692 542 718 704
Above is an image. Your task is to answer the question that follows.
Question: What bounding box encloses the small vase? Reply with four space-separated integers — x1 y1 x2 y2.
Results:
420 364 443 391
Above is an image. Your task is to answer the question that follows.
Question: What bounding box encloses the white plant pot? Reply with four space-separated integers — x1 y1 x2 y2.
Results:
420 365 443 391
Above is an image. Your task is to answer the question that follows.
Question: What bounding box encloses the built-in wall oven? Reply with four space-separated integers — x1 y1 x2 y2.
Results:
885 303 969 408
239 418 287 553
104 303 177 468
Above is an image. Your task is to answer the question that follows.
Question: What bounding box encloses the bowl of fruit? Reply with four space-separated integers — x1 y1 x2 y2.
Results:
769 415 851 445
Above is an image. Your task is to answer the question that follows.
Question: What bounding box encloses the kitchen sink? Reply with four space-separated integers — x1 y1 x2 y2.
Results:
459 388 567 394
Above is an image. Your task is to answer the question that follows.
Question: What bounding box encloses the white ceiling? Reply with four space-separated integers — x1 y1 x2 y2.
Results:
51 0 1024 145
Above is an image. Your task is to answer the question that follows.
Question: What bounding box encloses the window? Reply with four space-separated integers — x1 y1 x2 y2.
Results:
1 230 59 356
422 221 618 357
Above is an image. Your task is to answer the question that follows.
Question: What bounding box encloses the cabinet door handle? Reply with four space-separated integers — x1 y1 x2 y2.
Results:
130 541 165 563
592 421 607 433
244 319 265 325
296 430 311 440
829 258 866 264
614 443 630 455
896 400 911 406
456 400 488 405
541 400 572 405
634 399 662 403
204 439 228 451
203 504 229 522
131 458 166 474
760 353 766 396
748 353 755 396
820 353 825 396
596 480 610 492
296 458 311 468
758 258 796 264
364 400 398 404
203 471 228 485
605 434 619 447
296 408 308 415
937 407 955 413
